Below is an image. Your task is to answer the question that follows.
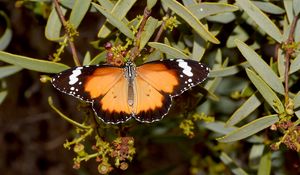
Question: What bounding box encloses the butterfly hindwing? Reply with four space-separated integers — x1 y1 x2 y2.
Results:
92 77 132 124
133 76 172 123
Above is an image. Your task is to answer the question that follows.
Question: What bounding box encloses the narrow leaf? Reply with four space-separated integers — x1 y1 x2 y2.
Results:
97 0 136 38
45 6 67 41
235 39 285 95
284 0 294 23
0 65 23 79
289 53 300 74
258 152 272 175
83 51 91 66
236 0 283 43
0 51 69 73
209 62 250 77
0 11 12 50
92 3 134 39
139 17 158 50
227 93 262 126
252 1 285 15
294 0 300 15
249 144 265 169
187 2 238 19
89 50 107 65
293 91 300 109
69 0 92 29
226 25 249 48
148 42 189 59
163 0 220 44
220 152 249 175
192 32 206 61
246 69 284 113
0 91 7 104
217 114 279 142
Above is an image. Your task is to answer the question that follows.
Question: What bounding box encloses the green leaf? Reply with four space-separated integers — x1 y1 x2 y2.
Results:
69 0 92 29
293 91 300 109
204 121 264 143
289 52 300 74
0 90 7 104
206 12 236 24
83 51 91 66
226 93 262 126
219 152 249 175
187 2 239 19
218 114 279 142
192 32 206 61
294 0 300 15
249 144 265 169
284 0 294 23
209 62 250 78
235 39 285 95
139 17 158 50
147 0 158 9
295 20 300 42
0 51 69 73
97 0 136 38
89 50 107 65
0 11 12 50
45 6 67 41
148 42 189 59
0 65 23 79
236 0 283 43
258 152 272 175
92 3 134 39
246 69 284 113
97 0 114 10
226 25 249 48
252 1 285 15
163 0 220 44
146 49 161 62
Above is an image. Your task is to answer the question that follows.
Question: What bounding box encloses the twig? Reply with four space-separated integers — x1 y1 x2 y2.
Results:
53 0 81 66
130 8 152 61
150 9 171 52
48 96 91 130
284 15 299 105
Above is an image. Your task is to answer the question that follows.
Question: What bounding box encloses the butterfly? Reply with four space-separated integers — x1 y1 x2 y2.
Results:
51 59 209 124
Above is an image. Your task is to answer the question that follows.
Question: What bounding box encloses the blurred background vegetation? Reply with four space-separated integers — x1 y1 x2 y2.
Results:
0 0 300 175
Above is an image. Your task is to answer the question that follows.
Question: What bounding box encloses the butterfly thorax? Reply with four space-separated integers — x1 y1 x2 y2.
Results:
124 61 136 107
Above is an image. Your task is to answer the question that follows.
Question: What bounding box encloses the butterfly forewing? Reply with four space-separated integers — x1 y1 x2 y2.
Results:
51 65 123 102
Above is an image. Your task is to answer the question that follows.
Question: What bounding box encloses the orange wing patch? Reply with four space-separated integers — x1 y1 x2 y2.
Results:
136 63 179 94
133 76 171 123
84 67 123 98
93 77 132 124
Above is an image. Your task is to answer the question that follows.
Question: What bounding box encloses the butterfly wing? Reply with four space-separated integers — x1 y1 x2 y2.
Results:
134 59 209 122
51 65 132 124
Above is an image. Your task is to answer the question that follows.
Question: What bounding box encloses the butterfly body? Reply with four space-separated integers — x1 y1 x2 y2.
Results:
51 59 209 124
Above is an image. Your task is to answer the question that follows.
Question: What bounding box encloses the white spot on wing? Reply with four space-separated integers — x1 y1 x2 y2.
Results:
177 60 193 77
69 69 82 85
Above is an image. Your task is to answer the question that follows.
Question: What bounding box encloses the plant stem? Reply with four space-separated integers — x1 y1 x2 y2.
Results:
48 96 91 130
53 0 81 66
150 9 171 52
284 15 299 105
130 7 152 61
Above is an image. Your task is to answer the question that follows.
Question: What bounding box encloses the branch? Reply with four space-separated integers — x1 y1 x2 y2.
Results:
284 14 299 105
130 7 151 61
53 0 81 66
